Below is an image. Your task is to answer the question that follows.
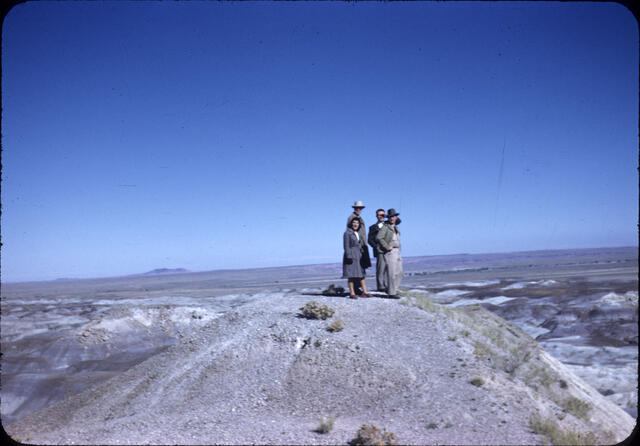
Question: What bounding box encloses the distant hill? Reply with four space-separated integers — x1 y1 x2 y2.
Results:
141 268 189 276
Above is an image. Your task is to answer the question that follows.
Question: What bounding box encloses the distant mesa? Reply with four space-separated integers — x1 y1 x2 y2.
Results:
142 268 189 276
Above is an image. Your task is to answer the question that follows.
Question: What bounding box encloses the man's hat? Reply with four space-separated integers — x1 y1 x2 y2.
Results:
352 200 365 209
386 208 400 218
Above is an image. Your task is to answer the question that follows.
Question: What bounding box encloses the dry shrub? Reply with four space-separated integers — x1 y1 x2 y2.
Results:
529 415 597 445
315 416 335 434
349 424 396 446
326 319 345 332
299 301 335 320
561 397 592 421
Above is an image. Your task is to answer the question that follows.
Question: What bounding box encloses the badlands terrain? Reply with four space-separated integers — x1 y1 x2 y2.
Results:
1 246 637 444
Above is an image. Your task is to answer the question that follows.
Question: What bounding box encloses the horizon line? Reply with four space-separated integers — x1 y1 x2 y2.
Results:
2 245 637 285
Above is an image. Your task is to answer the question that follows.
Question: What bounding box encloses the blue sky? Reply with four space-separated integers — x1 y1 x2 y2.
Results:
1 1 638 282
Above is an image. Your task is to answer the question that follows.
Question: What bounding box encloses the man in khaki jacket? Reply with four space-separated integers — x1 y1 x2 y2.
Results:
375 208 402 298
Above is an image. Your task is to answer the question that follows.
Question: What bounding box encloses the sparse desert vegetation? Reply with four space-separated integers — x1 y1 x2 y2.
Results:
326 318 345 332
3 248 635 445
349 424 396 446
561 397 592 421
315 416 335 434
401 290 617 441
299 301 335 320
529 415 597 445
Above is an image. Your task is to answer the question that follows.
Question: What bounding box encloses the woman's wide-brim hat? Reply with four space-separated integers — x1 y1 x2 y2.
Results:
386 208 400 218
352 200 365 209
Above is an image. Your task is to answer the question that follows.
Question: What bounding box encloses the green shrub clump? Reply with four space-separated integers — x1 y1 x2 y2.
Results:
300 301 335 320
349 424 396 446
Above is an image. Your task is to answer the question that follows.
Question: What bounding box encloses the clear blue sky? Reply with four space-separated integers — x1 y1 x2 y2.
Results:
2 1 638 282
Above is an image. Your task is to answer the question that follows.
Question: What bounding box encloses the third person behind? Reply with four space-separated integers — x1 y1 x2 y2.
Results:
368 208 387 293
375 208 403 298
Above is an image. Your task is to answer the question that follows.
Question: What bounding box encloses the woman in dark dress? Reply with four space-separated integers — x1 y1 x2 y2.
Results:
343 218 371 299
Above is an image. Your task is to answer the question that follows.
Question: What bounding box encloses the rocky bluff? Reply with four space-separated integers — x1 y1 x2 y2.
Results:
6 292 636 445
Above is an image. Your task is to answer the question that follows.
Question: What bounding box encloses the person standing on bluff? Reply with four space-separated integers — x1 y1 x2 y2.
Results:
346 200 372 271
376 208 403 298
343 217 371 299
368 208 387 292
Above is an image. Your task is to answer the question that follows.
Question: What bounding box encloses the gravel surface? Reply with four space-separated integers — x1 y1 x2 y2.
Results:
5 292 635 445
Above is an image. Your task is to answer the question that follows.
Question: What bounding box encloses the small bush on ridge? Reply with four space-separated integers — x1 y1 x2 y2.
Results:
529 415 597 445
326 319 345 332
315 416 335 434
561 397 592 421
349 424 396 445
299 301 335 320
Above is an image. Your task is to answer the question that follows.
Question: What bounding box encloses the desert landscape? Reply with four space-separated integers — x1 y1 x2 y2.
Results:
1 246 637 444
3 2 637 444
